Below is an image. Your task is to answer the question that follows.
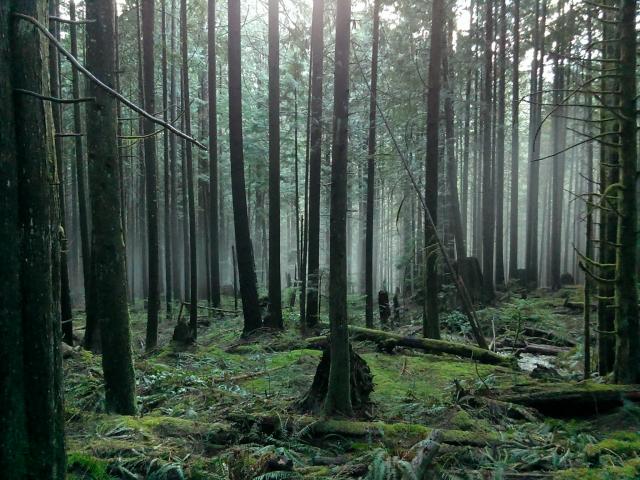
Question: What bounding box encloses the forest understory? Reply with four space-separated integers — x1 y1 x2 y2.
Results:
64 288 640 480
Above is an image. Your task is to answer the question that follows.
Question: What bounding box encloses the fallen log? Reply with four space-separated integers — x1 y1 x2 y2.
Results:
519 343 570 356
310 325 513 367
411 429 442 479
229 413 504 448
493 384 640 417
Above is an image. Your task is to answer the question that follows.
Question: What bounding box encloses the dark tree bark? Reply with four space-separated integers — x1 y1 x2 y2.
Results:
0 2 27 476
266 0 283 328
10 1 66 476
480 0 494 301
161 0 173 316
508 0 520 280
48 0 73 345
549 51 566 291
443 19 465 261
169 0 180 302
614 0 639 384
494 0 506 286
142 0 160 350
305 0 324 330
86 0 137 415
525 0 547 287
228 0 262 335
423 0 445 339
598 0 617 376
180 0 198 337
364 0 380 329
324 0 353 417
208 0 221 308
70 0 96 351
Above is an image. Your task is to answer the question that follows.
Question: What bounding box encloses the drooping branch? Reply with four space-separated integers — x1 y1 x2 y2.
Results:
13 12 207 151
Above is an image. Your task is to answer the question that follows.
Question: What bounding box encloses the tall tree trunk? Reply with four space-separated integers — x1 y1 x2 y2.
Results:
423 0 445 339
180 0 198 337
228 0 262 335
480 0 495 300
161 0 173 316
169 0 180 302
494 0 506 286
324 0 353 417
549 49 566 291
365 0 380 328
443 19 465 261
267 0 283 328
48 0 73 345
142 0 160 350
598 0 618 375
208 0 221 308
508 0 520 279
305 0 325 329
86 0 137 415
614 0 639 384
70 0 96 350
525 0 546 287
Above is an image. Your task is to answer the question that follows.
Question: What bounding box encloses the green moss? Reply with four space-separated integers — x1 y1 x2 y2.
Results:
585 433 640 460
67 452 112 480
449 409 492 432
554 458 640 479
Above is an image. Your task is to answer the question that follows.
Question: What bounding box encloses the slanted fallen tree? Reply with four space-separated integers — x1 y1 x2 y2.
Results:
308 325 513 367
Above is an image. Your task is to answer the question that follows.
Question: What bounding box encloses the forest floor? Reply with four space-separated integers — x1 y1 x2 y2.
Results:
64 287 640 480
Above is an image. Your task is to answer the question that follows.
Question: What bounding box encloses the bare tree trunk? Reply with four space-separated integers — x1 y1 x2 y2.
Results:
508 0 520 279
364 0 380 328
494 0 506 286
142 0 160 350
208 0 221 308
85 0 136 415
228 0 262 335
180 0 198 337
266 0 282 328
423 0 445 339
614 0 639 384
324 0 353 416
305 0 325 330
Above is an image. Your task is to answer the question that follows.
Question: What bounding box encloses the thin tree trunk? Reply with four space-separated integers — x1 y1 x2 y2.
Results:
162 0 173 316
480 0 495 301
365 0 380 328
180 0 198 337
267 0 283 328
142 0 160 350
305 0 325 330
508 0 520 279
494 0 506 286
208 0 221 308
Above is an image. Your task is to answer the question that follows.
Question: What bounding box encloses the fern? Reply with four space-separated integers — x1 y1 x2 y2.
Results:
252 471 302 480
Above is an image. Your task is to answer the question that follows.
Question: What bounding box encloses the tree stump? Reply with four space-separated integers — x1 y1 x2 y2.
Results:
298 342 373 414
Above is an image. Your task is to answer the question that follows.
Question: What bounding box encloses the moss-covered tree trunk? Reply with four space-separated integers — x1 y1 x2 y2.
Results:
324 0 353 417
0 2 28 476
10 0 66 476
613 0 639 384
85 0 137 415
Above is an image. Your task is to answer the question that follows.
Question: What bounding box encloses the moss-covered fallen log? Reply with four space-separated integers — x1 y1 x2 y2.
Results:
494 384 640 417
309 325 513 367
229 413 504 448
